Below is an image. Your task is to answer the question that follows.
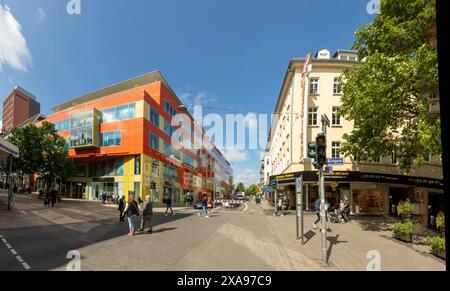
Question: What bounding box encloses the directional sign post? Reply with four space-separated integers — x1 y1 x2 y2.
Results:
296 176 304 244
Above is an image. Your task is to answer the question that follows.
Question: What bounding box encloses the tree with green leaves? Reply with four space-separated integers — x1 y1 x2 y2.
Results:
7 124 44 188
6 121 75 193
235 182 246 193
340 0 439 171
245 184 259 196
38 122 75 193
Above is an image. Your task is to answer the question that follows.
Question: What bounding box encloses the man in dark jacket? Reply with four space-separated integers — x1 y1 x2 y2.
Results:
164 193 174 216
118 195 126 222
139 195 153 233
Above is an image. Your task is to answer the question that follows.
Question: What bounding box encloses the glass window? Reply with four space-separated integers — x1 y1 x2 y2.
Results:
163 164 179 182
150 133 159 151
152 160 160 178
102 130 121 147
332 142 341 158
391 151 398 164
308 107 318 126
309 78 319 94
55 119 70 132
102 103 136 123
115 105 129 121
129 103 136 119
115 159 124 176
134 182 141 200
102 107 116 124
332 107 341 126
164 119 172 136
333 77 342 94
183 154 195 168
150 107 160 127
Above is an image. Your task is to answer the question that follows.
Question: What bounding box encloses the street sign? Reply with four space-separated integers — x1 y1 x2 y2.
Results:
296 178 302 193
327 158 344 165
295 176 304 244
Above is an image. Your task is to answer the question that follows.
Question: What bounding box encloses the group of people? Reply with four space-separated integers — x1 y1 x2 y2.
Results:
117 193 180 237
313 196 351 229
276 196 290 216
118 194 154 237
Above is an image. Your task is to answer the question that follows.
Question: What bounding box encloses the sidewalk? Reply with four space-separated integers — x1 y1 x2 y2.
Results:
257 201 445 271
100 202 191 213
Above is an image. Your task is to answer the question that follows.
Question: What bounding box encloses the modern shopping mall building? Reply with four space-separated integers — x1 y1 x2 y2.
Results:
42 71 233 206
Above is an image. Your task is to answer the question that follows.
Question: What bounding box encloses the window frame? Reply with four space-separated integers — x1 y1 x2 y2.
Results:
308 107 318 126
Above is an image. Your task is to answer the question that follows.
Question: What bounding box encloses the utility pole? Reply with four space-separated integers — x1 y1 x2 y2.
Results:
319 115 330 265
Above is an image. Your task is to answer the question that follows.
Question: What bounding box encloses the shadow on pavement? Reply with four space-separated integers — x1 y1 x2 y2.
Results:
151 227 177 234
327 234 348 261
352 215 396 232
303 230 316 244
0 198 193 271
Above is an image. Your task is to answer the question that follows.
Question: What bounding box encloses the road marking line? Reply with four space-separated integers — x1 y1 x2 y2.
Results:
20 210 27 215
1 234 31 271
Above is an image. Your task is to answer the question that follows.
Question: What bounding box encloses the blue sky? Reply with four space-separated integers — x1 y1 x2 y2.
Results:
0 0 374 186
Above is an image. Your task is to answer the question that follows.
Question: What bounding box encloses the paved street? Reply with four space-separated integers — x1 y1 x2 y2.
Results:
0 192 445 271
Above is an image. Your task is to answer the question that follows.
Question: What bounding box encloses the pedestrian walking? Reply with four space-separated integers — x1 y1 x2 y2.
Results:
51 191 57 207
123 194 140 237
163 193 175 216
277 197 283 216
197 196 209 217
313 198 321 229
118 195 126 222
102 192 107 204
138 195 154 233
7 184 17 211
137 196 143 208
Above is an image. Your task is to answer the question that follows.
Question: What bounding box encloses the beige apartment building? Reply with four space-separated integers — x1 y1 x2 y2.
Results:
262 49 443 224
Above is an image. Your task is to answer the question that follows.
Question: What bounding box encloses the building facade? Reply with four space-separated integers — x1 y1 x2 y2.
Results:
265 49 443 224
2 86 41 134
42 71 233 206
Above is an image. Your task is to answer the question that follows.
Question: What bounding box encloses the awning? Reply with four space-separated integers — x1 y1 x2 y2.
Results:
0 137 19 161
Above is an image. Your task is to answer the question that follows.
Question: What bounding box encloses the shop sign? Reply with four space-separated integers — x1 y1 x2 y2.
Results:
135 155 141 175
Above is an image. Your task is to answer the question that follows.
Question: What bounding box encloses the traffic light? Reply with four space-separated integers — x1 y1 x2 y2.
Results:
316 133 327 167
308 143 317 160
151 181 157 190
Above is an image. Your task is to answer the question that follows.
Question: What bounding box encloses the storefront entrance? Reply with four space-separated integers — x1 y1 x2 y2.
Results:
164 185 181 206
353 189 384 214
72 182 86 200
90 178 115 201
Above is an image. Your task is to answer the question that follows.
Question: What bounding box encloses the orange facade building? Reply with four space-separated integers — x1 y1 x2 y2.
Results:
42 71 233 206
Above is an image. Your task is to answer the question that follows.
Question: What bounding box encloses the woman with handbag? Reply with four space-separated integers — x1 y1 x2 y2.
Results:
123 194 140 237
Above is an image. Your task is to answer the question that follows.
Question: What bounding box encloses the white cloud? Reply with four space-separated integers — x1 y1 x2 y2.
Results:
179 88 217 106
235 169 260 186
223 148 249 163
37 6 46 23
0 5 32 72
